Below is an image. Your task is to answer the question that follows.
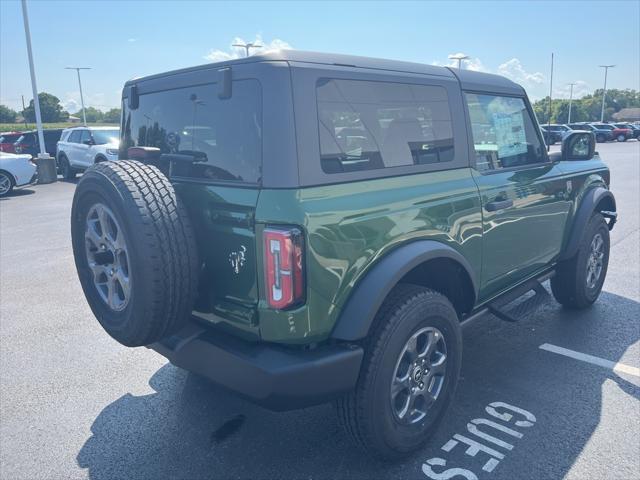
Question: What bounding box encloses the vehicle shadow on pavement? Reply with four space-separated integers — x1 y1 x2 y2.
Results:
0 188 35 200
76 291 640 480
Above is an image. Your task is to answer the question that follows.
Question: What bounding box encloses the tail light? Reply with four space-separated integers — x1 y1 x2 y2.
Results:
264 227 305 309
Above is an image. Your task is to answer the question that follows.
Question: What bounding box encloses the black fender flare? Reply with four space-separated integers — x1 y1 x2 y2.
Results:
331 241 478 341
559 187 616 261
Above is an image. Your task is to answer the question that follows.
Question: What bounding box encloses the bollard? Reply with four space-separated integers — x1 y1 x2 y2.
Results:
36 153 58 184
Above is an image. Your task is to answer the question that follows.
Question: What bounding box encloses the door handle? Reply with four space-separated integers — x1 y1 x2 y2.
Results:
485 199 513 211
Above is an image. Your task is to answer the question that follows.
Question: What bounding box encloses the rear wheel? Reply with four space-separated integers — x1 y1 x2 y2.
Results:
59 154 76 180
551 213 610 309
0 171 14 197
616 134 626 142
71 160 199 346
336 285 461 460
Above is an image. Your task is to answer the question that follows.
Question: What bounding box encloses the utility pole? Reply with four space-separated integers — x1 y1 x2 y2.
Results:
65 66 91 126
599 65 615 122
231 42 262 57
448 53 470 69
21 0 56 183
567 83 576 124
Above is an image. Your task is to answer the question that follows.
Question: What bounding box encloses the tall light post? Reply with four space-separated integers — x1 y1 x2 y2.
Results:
567 82 576 124
65 67 91 126
21 0 56 183
547 52 554 150
231 42 262 57
599 65 615 122
448 53 470 69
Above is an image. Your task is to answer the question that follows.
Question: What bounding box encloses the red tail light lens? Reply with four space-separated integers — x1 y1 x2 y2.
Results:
264 227 305 309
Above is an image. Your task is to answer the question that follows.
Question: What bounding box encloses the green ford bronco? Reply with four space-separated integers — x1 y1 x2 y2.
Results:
71 51 617 459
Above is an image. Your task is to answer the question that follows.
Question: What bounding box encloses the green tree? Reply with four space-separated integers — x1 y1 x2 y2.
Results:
22 93 68 122
102 108 121 124
0 104 18 123
78 106 104 123
532 89 639 123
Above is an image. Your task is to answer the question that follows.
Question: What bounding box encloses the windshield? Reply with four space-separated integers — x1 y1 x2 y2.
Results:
92 129 119 145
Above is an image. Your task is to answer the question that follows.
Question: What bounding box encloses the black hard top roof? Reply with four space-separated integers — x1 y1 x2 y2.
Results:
124 49 523 94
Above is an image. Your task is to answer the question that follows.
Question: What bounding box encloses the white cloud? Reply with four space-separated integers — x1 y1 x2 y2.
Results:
497 58 545 87
127 38 138 43
204 34 292 62
62 91 118 113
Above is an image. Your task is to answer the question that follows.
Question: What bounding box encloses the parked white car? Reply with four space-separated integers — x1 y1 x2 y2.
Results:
0 152 37 197
56 126 120 179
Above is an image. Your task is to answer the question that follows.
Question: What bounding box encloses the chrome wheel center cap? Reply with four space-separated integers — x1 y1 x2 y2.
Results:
412 366 424 383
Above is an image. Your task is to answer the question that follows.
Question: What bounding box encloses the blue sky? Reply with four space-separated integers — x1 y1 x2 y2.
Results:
1 0 639 113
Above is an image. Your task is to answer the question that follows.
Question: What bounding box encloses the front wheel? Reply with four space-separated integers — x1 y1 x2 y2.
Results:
336 285 461 459
616 134 627 142
596 134 606 143
551 213 610 309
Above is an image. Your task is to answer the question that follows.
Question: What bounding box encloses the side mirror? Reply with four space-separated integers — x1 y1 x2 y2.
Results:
561 131 595 161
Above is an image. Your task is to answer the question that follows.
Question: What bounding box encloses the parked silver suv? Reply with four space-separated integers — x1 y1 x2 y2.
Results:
56 126 119 179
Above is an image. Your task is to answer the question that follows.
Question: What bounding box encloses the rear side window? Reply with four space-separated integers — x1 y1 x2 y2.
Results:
316 79 454 174
464 93 545 172
121 80 262 183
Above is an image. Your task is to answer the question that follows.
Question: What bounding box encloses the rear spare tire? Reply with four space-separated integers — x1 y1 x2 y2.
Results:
71 160 198 346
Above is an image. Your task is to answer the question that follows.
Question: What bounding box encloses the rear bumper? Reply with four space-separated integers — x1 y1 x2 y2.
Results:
149 321 363 411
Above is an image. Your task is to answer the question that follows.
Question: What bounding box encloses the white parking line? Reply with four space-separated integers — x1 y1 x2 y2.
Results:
539 343 640 378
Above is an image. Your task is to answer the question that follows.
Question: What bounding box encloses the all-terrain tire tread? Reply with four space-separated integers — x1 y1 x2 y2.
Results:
336 284 453 459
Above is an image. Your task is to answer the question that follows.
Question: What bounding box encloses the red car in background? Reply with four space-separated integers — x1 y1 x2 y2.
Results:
592 123 633 142
0 132 24 153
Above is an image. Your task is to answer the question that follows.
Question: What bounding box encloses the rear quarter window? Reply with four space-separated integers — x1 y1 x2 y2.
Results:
121 79 262 184
316 79 454 174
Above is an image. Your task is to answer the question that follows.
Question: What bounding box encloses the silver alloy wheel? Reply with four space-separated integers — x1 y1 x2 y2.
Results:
84 203 131 311
390 326 447 425
586 233 604 289
0 172 11 196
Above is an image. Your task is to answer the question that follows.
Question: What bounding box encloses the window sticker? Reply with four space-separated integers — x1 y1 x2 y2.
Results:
493 112 527 159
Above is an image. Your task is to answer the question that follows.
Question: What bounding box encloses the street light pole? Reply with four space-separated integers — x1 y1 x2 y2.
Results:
547 53 554 151
448 53 470 69
567 83 576 124
599 65 615 122
21 0 56 184
21 0 45 156
231 42 262 57
65 67 91 126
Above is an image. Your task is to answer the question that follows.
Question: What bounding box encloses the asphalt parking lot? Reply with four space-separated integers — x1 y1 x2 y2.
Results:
1 141 638 480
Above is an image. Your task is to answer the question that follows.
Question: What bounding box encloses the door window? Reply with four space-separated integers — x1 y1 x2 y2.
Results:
465 93 546 172
79 130 92 145
68 130 82 143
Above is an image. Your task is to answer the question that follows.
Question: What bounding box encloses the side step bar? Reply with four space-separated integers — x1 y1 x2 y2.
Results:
462 270 555 327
